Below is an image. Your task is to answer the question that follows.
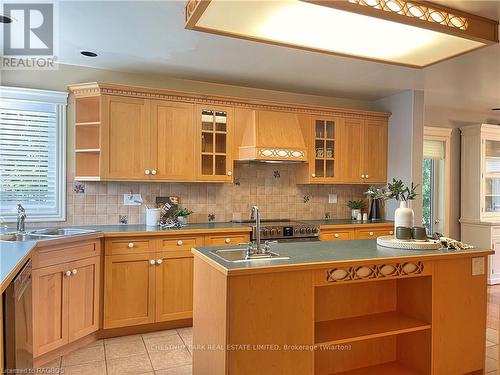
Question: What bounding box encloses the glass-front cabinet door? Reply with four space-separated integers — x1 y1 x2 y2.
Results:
311 118 338 181
484 139 500 214
196 105 233 181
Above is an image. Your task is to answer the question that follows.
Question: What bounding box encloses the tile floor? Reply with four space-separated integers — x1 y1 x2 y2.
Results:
36 286 500 375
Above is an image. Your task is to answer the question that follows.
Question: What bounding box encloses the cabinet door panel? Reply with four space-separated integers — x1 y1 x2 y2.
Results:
155 256 193 322
102 96 152 179
363 119 387 184
104 254 156 329
33 263 69 357
68 257 100 342
341 118 364 183
152 101 195 180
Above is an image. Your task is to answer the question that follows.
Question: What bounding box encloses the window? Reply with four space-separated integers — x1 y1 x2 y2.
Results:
0 87 67 222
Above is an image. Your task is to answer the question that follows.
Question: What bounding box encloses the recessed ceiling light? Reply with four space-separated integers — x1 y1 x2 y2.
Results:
0 14 13 23
80 51 98 58
185 0 499 68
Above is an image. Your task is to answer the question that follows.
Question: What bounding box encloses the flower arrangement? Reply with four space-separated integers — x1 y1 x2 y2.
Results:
387 178 419 201
364 186 392 201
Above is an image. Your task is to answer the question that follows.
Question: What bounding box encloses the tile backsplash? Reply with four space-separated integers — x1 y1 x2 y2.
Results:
35 163 368 226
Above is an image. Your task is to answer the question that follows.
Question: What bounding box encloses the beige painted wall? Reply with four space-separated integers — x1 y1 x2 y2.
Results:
424 106 500 239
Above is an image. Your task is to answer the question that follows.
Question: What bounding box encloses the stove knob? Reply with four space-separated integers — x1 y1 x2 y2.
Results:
294 228 299 234
306 227 312 234
270 228 278 236
313 227 319 234
300 227 306 234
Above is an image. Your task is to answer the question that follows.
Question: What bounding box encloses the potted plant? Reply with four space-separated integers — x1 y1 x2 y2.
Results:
387 179 419 229
173 207 193 226
364 186 392 221
347 200 366 220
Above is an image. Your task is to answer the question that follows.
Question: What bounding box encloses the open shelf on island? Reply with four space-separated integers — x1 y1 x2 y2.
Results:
333 361 422 375
315 311 431 345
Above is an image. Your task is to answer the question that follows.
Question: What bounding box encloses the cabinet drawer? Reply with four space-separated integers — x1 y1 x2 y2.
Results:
106 239 152 255
159 236 204 251
205 234 250 247
320 230 353 241
355 227 394 239
33 239 100 269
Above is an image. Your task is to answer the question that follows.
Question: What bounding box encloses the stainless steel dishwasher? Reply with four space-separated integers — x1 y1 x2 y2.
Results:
4 259 33 370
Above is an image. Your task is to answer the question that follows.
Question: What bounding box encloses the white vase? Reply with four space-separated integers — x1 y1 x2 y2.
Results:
394 201 414 230
351 209 361 220
177 216 188 225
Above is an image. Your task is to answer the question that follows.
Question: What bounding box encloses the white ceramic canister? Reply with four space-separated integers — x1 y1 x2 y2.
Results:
146 208 161 226
394 201 414 230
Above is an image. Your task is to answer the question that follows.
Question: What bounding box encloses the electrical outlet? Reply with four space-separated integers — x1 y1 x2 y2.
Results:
328 194 337 204
123 193 143 206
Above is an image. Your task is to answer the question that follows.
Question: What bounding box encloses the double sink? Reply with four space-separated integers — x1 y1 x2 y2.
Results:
0 228 99 242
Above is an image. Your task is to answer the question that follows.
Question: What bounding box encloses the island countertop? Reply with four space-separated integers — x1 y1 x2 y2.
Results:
192 239 493 275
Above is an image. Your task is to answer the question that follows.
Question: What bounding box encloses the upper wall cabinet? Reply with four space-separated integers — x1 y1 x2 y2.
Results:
69 83 389 183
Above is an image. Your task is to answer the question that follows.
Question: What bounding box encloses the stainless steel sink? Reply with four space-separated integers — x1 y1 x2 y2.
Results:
211 248 290 263
0 233 48 242
30 228 98 237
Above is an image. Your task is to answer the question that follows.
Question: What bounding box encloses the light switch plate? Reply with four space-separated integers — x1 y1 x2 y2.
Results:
328 194 337 204
472 257 485 276
123 193 143 206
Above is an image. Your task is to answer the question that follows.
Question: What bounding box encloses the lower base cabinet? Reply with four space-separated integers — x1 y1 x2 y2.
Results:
33 255 100 357
104 253 193 329
320 225 393 241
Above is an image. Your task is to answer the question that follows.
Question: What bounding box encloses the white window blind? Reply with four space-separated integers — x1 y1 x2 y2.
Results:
423 140 445 160
0 87 67 222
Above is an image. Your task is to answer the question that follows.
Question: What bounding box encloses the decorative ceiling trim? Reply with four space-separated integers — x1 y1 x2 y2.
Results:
67 82 391 120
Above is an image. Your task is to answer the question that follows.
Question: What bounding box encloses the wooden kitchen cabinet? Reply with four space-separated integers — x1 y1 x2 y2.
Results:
155 255 193 322
101 95 152 180
33 256 100 357
104 253 156 329
205 233 250 247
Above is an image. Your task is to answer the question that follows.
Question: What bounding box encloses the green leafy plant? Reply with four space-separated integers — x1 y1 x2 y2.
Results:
347 200 366 210
173 207 193 218
387 178 419 201
364 186 392 201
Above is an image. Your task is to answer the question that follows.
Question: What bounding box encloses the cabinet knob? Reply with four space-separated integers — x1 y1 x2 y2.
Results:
177 240 183 246
389 231 394 235
156 259 163 265
65 270 71 277
149 259 156 265
365 174 369 179
225 238 231 244
361 174 365 179
227 171 232 176
71 269 78 275
334 233 339 238
127 242 134 248
311 173 316 177
369 232 374 236
151 169 157 175
144 169 151 175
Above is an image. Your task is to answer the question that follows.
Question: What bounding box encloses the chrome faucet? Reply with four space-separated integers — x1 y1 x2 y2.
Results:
250 205 262 254
17 204 27 232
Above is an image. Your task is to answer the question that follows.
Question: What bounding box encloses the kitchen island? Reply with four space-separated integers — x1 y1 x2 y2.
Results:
192 240 493 375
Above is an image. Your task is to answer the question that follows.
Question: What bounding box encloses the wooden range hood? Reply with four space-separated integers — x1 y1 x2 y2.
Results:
234 108 308 162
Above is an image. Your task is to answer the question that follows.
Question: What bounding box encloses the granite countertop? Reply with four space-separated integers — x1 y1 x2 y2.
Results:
193 239 492 274
304 219 394 226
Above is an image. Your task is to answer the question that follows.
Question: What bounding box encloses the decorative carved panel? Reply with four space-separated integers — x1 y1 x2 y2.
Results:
326 261 424 282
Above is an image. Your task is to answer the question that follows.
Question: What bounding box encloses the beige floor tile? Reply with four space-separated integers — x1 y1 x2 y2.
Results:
142 329 178 339
485 357 498 373
104 334 143 344
176 327 192 336
106 353 153 375
486 372 497 375
487 328 499 344
105 337 147 360
177 328 193 352
149 349 192 371
487 345 499 360
37 357 62 370
487 340 497 348
155 364 192 375
63 360 107 375
144 334 187 354
86 339 104 348
62 345 105 367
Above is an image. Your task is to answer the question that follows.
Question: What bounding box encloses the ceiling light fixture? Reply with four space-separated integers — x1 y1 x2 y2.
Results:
0 14 13 23
80 51 98 58
185 0 498 68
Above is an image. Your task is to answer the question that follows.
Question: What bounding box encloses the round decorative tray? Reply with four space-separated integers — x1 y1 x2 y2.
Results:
377 235 442 250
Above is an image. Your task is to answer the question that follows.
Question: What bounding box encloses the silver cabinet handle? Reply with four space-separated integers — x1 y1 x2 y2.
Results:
227 171 232 176
149 259 156 265
65 270 71 277
156 259 163 265
151 169 157 175
71 269 77 276
128 242 134 248
144 169 151 175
